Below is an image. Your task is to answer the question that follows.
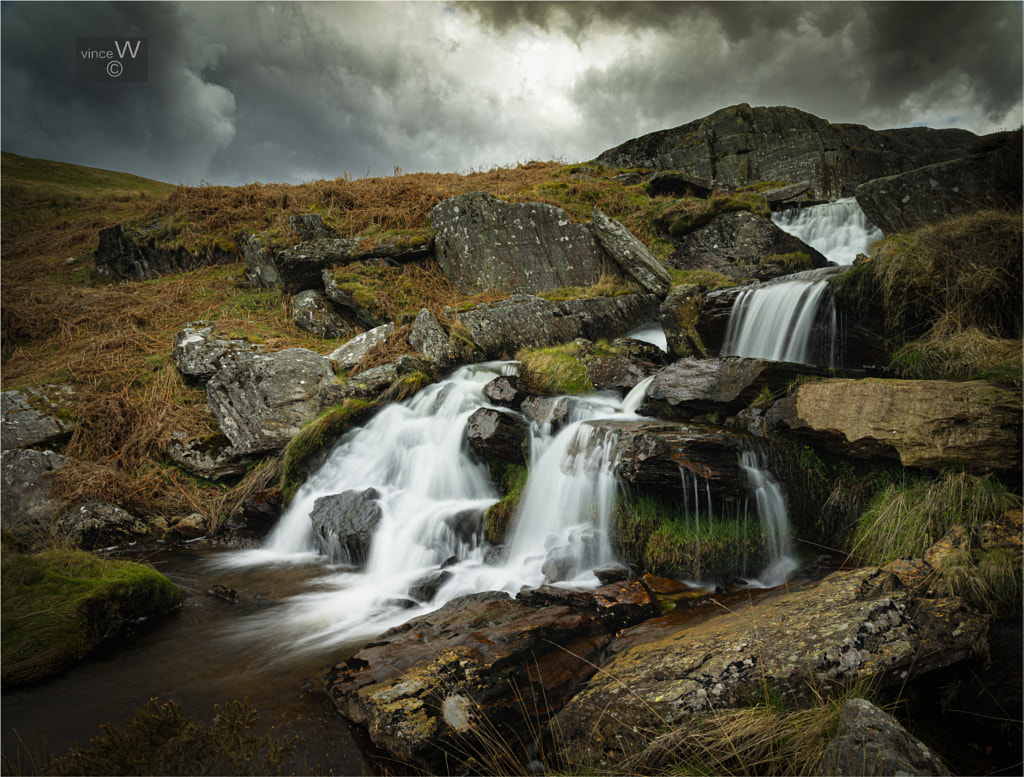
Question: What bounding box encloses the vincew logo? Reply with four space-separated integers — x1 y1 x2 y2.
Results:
76 37 148 81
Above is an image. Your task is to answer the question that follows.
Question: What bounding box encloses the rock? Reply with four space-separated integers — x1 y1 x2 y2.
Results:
309 488 383 565
589 208 672 295
431 192 606 295
549 567 989 769
166 432 253 481
0 448 67 542
761 180 816 209
291 289 360 339
408 308 455 369
595 103 979 200
482 375 530 409
347 363 399 395
659 284 708 358
328 324 394 372
323 591 613 773
557 294 664 343
350 236 435 265
93 223 235 282
667 210 830 281
242 233 282 288
766 378 1022 472
322 268 390 329
171 322 264 383
466 407 530 465
58 498 152 550
517 580 660 633
818 698 951 776
206 348 336 455
408 569 453 602
237 489 284 535
276 238 360 294
1 387 75 451
520 395 578 430
855 142 1022 234
609 335 667 363
166 513 209 540
289 213 335 241
586 356 659 393
644 171 714 199
443 509 485 547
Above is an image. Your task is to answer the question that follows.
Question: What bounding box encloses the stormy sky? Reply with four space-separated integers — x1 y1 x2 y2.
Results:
2 1 1021 186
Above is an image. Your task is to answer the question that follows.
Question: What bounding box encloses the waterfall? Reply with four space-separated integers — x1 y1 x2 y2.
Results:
721 266 842 365
739 449 798 587
772 197 883 265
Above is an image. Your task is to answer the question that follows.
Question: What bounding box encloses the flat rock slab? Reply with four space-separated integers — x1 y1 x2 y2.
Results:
172 321 264 383
767 378 1022 472
1 388 75 451
548 567 989 769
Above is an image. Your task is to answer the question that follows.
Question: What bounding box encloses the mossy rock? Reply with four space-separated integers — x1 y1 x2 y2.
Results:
1 549 182 686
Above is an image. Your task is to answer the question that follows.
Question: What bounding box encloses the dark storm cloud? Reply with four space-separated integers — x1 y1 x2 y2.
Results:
2 1 1020 186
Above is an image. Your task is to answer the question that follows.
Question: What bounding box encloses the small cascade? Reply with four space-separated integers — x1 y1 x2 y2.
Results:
721 266 842 365
772 197 884 265
739 449 798 587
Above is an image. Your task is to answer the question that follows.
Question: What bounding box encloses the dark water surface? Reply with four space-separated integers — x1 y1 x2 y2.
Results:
2 545 374 776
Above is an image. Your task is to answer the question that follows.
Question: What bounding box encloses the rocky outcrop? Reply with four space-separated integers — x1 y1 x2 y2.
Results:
548 567 989 769
309 488 383 565
322 268 390 329
587 356 660 393
589 208 671 295
291 289 360 339
431 193 607 294
766 378 1022 472
659 284 708 358
328 323 394 373
409 308 456 370
466 408 530 465
288 213 336 241
276 238 359 294
242 233 282 288
58 498 152 550
667 210 830 281
1 448 67 541
855 141 1023 234
595 103 979 200
644 171 713 199
167 431 253 481
1 387 75 450
93 224 236 282
818 698 951 776
206 348 336 455
172 322 264 383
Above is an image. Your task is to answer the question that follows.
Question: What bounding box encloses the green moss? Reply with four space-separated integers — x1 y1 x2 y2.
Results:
666 267 737 289
763 252 814 272
280 399 375 503
484 463 529 545
1 549 182 686
515 341 615 395
664 192 771 238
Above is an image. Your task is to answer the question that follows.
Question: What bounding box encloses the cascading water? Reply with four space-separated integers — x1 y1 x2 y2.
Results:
739 449 798 587
772 197 883 266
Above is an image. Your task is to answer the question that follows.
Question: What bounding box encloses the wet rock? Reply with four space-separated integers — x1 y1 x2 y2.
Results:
431 192 606 295
594 563 632 585
557 294 663 343
242 233 282 288
309 488 383 566
589 207 672 295
466 407 529 465
207 584 240 603
443 509 484 547
276 238 360 294
0 448 67 542
1 387 75 451
166 513 209 541
348 363 398 395
167 432 253 481
323 591 613 773
659 283 708 358
238 488 284 535
58 498 152 550
291 289 360 339
206 348 335 455
549 567 989 769
520 395 578 430
289 213 336 241
609 335 667 363
483 375 530 409
408 570 453 602
172 322 265 383
328 324 394 373
93 223 235 283
818 698 951 776
766 378 1022 472
408 308 455 369
586 356 659 394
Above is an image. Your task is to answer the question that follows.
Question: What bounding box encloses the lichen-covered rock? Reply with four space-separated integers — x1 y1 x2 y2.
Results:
93 223 235 282
172 322 264 383
328 323 394 373
466 407 530 465
586 356 660 393
309 488 383 565
166 431 253 481
482 375 530 409
58 498 152 550
818 698 951 776
659 284 709 358
288 213 335 241
548 567 989 769
409 308 455 369
431 193 606 294
1 387 75 451
322 268 390 329
766 378 1022 472
1 448 67 542
206 348 336 455
292 289 360 339
242 232 282 288
589 208 671 295
520 395 579 430
276 238 360 294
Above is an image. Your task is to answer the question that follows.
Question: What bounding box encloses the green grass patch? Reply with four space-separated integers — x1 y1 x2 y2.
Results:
763 251 815 272
933 546 1022 618
666 267 737 289
662 191 771 238
1 549 182 686
515 341 612 395
484 463 529 545
537 272 640 302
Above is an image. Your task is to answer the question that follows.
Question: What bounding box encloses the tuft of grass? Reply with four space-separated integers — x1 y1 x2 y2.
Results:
537 272 641 302
889 322 1022 385
932 547 1022 618
515 342 607 395
762 251 815 272
851 471 1022 566
661 190 771 238
666 267 737 289
1 549 182 686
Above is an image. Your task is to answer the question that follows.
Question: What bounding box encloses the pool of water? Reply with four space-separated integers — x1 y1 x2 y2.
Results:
1 545 376 775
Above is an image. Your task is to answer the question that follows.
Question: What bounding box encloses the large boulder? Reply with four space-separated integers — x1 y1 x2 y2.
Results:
288 213 336 241
328 323 395 373
667 210 830 281
431 193 607 295
595 103 979 200
241 233 282 288
767 378 1022 472
548 567 989 769
660 283 711 358
1 387 75 451
1 448 67 542
206 348 336 455
291 289 360 339
58 498 152 550
309 488 383 565
855 141 1023 234
408 308 456 370
93 224 235 283
589 208 671 295
172 322 264 383
276 238 360 294
466 407 530 465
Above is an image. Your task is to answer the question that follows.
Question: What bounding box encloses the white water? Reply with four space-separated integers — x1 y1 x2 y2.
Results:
739 450 798 587
721 266 842 365
625 322 668 352
772 197 883 265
